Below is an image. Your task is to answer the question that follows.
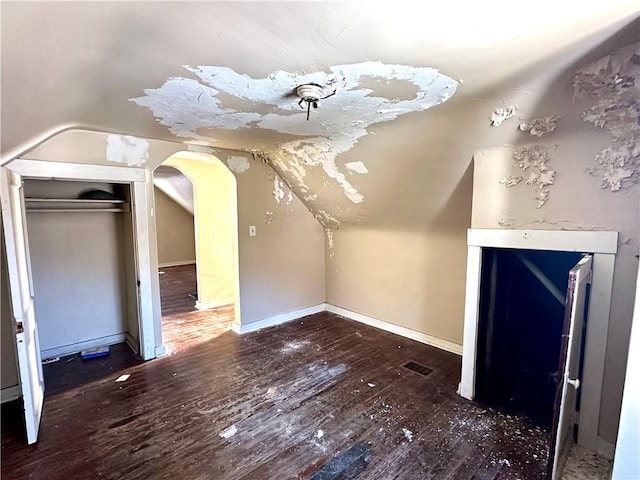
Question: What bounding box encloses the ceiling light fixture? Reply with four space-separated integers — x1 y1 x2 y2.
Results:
296 83 336 121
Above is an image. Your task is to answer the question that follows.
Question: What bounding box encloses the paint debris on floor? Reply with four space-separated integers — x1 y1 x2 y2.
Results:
560 445 612 480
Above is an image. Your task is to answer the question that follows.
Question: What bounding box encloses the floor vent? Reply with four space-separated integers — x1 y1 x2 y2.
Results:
403 361 433 377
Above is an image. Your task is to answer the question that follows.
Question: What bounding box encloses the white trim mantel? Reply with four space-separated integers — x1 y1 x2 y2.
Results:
460 228 617 454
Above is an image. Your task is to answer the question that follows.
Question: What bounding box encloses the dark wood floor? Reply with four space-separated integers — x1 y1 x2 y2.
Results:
1 307 551 479
159 264 234 355
158 264 199 316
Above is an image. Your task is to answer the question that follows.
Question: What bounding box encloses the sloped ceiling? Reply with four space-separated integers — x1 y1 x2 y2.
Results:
2 1 638 227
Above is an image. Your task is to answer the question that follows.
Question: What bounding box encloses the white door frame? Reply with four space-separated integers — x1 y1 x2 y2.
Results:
4 158 157 360
460 228 618 452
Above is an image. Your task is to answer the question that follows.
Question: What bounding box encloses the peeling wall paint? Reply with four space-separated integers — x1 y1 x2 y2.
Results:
573 42 640 191
273 175 287 203
499 176 522 187
314 210 340 229
501 145 556 208
490 105 517 126
519 115 560 137
132 62 458 212
344 161 369 174
325 229 335 259
106 134 148 166
226 155 250 174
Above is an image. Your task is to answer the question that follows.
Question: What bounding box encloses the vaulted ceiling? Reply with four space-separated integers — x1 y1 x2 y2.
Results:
2 2 639 228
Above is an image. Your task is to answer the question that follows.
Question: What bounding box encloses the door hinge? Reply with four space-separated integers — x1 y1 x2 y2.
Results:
16 321 24 334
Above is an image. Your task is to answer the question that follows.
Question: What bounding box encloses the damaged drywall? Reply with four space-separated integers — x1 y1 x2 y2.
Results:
273 175 293 204
344 161 369 174
501 146 556 208
490 105 518 127
106 134 148 166
132 62 458 212
573 42 640 191
325 229 335 258
519 115 560 137
226 155 250 174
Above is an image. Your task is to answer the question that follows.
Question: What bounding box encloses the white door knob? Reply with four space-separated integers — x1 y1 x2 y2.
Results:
567 378 580 389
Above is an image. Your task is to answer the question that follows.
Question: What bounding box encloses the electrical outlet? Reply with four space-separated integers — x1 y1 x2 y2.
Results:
249 225 256 237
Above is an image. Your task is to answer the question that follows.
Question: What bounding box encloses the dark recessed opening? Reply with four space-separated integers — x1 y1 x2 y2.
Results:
403 361 433 377
475 248 584 428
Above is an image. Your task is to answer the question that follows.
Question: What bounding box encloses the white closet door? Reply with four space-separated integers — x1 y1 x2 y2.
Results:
0 167 44 444
549 254 592 480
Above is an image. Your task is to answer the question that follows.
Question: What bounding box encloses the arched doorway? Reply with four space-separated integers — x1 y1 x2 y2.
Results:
152 152 239 354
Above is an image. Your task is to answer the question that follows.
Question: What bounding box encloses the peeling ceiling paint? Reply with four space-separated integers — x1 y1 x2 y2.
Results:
344 161 369 174
132 62 458 210
573 41 640 191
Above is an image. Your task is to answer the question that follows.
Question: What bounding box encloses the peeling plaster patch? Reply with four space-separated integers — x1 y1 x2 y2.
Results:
273 176 287 203
573 42 640 191
106 135 148 166
186 143 215 154
131 78 261 140
133 62 458 205
326 229 335 258
344 161 369 174
315 210 340 229
519 115 560 137
490 105 517 127
510 146 556 208
498 218 514 228
265 211 274 224
499 176 522 187
279 138 364 204
226 155 250 174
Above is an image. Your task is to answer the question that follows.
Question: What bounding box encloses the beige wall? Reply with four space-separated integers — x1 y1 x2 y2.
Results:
327 225 470 345
153 185 196 267
162 154 236 308
213 150 326 324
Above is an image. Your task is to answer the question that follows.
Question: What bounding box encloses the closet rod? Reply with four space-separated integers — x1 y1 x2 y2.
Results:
26 208 126 213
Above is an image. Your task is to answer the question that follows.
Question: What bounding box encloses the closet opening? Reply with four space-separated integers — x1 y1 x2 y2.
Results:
152 152 239 355
23 178 142 396
475 248 585 427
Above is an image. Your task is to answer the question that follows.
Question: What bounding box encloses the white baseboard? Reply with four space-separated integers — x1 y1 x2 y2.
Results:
155 345 167 357
594 436 615 460
40 333 128 359
326 304 463 356
196 299 234 311
158 260 196 268
232 304 327 334
1 385 22 404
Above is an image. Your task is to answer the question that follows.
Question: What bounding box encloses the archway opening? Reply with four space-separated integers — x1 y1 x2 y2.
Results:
152 152 239 354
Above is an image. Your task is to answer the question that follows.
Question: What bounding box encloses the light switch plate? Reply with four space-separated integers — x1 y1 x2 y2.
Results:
249 225 256 236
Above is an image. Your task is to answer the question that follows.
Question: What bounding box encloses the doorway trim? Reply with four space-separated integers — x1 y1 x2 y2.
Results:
4 158 157 360
460 228 618 453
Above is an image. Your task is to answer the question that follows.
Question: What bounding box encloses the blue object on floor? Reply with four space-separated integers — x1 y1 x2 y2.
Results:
80 346 110 360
